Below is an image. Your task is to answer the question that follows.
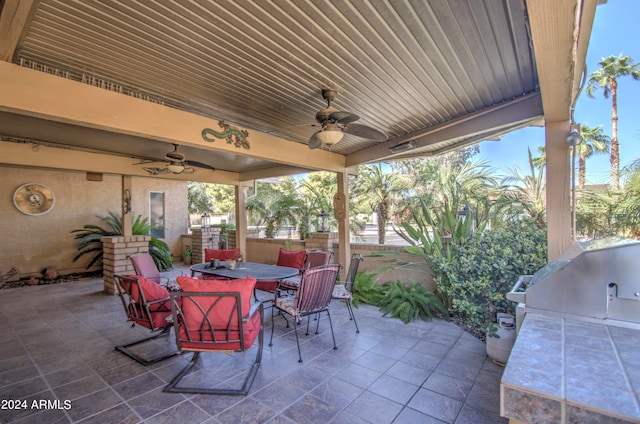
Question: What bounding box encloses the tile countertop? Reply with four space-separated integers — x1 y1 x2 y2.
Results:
500 311 640 424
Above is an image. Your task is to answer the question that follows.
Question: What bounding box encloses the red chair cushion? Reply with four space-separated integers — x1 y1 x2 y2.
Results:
177 276 256 321
204 248 241 262
255 249 307 293
276 248 306 269
178 308 261 351
128 275 171 312
176 276 258 349
254 280 278 293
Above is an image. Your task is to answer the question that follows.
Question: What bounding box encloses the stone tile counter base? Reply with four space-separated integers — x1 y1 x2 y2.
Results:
501 311 640 423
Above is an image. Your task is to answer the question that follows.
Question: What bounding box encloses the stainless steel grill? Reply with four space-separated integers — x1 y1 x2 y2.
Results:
507 237 640 328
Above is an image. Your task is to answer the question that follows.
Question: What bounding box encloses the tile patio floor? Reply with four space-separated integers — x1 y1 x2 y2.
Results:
0 265 507 424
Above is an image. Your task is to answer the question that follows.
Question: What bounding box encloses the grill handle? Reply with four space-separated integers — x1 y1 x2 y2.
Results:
506 275 533 303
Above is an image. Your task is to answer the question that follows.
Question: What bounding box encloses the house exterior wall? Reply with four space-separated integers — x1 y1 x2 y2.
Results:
0 165 188 280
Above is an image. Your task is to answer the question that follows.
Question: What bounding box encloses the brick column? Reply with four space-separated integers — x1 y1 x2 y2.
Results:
102 235 150 294
190 227 221 264
305 232 339 251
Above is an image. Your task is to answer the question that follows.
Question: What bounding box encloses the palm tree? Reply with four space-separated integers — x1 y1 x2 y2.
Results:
575 124 610 189
585 54 640 190
353 163 404 244
503 148 546 229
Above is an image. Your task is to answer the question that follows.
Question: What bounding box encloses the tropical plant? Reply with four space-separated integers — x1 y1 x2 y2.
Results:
246 178 297 238
586 54 640 190
398 196 478 273
502 148 546 228
353 163 406 244
378 281 445 324
351 272 386 307
71 212 173 271
575 189 621 239
575 124 610 189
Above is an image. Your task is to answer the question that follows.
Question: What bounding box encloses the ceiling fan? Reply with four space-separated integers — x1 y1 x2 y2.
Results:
308 89 387 149
140 144 213 175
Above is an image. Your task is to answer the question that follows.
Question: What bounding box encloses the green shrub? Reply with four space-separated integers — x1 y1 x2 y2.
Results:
352 272 386 307
379 281 445 324
432 219 547 328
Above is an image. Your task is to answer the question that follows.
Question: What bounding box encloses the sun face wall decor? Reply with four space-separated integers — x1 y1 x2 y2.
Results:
13 183 56 216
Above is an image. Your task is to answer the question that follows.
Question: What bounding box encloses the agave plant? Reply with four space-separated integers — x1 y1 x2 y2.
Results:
71 212 173 271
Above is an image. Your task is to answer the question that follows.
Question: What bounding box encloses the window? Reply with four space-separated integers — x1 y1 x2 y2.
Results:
149 192 165 239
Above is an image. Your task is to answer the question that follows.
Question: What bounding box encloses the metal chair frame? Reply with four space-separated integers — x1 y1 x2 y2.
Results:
164 291 264 395
279 249 334 292
332 253 364 333
269 264 341 362
129 252 170 285
114 274 178 366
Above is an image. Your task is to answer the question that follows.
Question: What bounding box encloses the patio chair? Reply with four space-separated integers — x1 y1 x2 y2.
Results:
204 248 241 262
129 252 170 285
164 276 263 395
114 274 179 365
332 253 364 333
279 249 333 291
253 248 306 301
269 264 341 362
199 248 241 280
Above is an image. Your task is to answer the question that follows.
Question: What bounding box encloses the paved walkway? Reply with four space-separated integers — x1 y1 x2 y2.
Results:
0 266 506 423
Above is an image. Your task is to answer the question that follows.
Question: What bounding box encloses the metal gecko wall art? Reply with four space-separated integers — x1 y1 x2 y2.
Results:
201 121 250 149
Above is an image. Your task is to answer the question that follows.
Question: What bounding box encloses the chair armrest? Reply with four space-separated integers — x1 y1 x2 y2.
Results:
243 302 263 322
146 296 171 305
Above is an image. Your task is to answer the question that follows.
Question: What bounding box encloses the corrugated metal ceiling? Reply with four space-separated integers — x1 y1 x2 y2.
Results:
7 0 540 167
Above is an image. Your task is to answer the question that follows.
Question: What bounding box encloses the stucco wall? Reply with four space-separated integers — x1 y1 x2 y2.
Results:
244 236 434 291
0 166 188 280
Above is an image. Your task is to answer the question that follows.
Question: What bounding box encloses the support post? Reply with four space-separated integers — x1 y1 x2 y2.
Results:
545 121 573 261
335 172 351 276
236 182 249 260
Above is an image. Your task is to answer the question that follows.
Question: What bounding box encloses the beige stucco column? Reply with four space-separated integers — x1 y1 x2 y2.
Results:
235 182 249 260
545 121 573 261
335 172 351 276
122 175 132 237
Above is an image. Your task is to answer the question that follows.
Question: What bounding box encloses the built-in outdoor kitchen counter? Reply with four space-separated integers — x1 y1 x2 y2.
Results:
501 238 640 423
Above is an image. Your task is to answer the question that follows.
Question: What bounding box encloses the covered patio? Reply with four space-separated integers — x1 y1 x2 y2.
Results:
0 264 504 424
0 1 604 423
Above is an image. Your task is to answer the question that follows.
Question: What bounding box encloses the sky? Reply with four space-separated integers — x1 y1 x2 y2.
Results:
477 0 640 185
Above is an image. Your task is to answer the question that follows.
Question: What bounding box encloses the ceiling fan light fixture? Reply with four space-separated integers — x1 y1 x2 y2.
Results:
167 163 185 173
317 124 344 145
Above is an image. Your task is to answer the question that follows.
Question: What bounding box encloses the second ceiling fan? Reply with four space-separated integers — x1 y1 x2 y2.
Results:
308 89 387 149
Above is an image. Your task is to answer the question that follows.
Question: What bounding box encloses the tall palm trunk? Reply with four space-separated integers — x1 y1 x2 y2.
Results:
376 200 388 244
610 79 619 190
578 152 587 189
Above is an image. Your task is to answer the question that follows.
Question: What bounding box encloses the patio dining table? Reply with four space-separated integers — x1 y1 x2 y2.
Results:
190 261 299 281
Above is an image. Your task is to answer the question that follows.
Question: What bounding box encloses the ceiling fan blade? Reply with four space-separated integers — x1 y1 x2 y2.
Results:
344 123 388 142
328 111 359 125
308 131 322 149
186 160 216 171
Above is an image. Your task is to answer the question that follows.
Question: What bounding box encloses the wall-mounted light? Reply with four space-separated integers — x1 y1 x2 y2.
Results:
389 139 416 153
566 126 582 146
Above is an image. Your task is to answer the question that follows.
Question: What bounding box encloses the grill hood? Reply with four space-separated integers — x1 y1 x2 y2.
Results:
507 237 640 325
